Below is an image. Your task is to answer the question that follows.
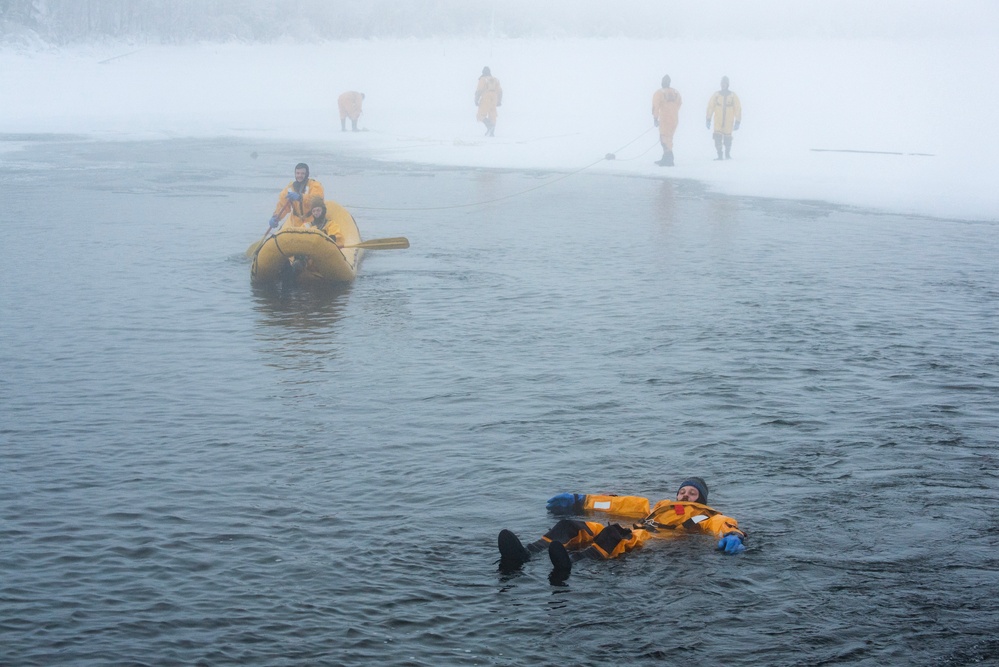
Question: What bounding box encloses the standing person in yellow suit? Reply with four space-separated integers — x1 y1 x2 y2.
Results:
338 91 365 132
268 163 325 230
497 477 746 578
475 66 503 137
706 76 742 160
652 74 682 166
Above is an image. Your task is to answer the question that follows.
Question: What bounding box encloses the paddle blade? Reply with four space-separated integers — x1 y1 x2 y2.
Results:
346 237 410 250
246 229 272 257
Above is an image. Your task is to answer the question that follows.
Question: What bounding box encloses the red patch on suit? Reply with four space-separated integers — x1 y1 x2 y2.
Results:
674 504 686 515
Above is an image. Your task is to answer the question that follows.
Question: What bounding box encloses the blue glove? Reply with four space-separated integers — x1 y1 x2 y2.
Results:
717 534 746 554
705 119 711 129
286 191 302 202
268 215 280 229
546 493 583 514
734 120 741 131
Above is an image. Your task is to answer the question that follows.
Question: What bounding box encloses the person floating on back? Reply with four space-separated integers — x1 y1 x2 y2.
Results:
706 76 742 160
498 477 746 579
652 74 682 166
338 91 365 132
269 163 325 230
475 66 503 137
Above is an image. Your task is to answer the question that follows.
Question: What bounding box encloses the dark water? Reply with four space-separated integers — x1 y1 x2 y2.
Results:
2 136 998 666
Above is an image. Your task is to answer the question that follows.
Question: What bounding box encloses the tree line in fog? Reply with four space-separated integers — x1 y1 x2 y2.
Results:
0 0 683 44
1 0 989 46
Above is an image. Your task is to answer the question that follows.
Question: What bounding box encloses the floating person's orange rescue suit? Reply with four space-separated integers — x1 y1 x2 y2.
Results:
538 493 745 560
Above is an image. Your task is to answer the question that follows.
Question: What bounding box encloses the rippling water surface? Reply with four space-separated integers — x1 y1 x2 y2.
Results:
2 137 997 666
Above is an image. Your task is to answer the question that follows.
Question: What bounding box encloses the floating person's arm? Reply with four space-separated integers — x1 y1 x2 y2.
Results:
700 512 746 554
546 493 651 518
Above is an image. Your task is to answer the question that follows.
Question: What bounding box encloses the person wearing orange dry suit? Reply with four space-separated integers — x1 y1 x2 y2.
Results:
706 76 742 160
338 91 365 132
652 74 682 166
268 163 325 230
475 66 503 137
498 477 746 578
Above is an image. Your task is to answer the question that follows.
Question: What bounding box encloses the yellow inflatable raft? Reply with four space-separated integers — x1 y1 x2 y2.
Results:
251 200 363 286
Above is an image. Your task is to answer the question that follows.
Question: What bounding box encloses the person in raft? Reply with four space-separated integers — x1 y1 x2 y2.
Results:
338 91 365 132
497 477 746 577
474 66 503 137
269 163 325 230
306 198 343 246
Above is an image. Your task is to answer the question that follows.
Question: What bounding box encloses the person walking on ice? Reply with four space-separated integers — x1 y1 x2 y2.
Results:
475 66 503 137
652 74 682 166
338 91 365 132
706 76 742 160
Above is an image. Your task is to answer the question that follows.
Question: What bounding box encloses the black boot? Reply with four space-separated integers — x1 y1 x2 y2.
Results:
548 540 572 574
498 529 531 570
664 150 674 166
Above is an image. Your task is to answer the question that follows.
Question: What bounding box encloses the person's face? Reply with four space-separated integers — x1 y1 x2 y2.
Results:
295 168 307 182
676 485 701 502
311 206 324 219
720 77 729 91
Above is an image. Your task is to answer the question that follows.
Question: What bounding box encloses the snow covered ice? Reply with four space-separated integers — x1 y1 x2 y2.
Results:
2 1 998 221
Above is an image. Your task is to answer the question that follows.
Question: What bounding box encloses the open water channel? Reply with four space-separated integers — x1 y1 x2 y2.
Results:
1 136 998 665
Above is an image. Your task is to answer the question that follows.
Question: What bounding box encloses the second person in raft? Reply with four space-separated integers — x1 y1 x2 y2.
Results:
269 162 325 230
498 477 746 577
306 198 343 246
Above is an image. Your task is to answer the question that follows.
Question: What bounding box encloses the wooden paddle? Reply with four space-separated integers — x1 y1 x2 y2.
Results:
246 200 294 257
344 237 410 250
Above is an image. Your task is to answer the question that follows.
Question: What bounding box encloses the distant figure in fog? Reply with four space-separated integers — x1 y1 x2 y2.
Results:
338 91 365 132
652 74 682 166
706 76 741 160
475 66 503 137
269 163 325 230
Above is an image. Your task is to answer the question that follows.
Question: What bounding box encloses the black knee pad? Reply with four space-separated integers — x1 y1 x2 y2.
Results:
593 523 633 553
545 519 594 544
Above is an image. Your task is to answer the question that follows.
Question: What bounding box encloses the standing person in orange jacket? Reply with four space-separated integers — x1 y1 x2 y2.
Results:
652 74 683 166
268 163 325 230
497 477 746 578
338 91 365 132
475 66 503 137
706 76 742 160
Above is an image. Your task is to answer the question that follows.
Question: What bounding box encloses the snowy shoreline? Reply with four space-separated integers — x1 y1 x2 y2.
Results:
3 37 997 221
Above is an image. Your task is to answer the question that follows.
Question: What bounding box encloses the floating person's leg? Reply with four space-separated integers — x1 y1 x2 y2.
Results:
498 529 531 570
